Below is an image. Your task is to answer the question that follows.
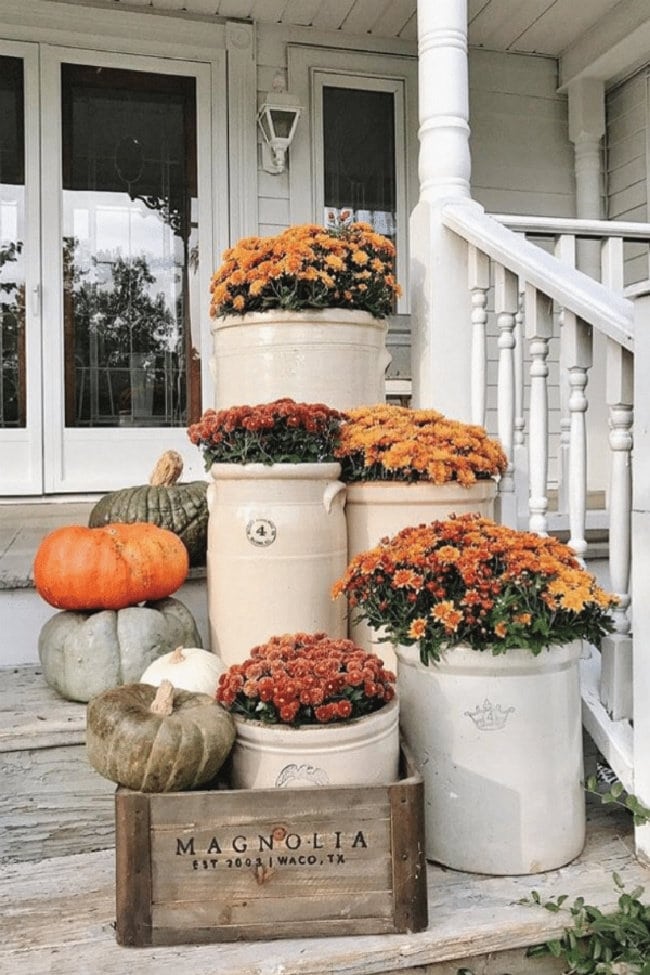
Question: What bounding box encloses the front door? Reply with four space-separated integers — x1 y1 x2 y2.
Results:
0 44 214 494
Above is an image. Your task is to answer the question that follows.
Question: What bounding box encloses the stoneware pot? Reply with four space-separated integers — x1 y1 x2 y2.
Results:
396 641 585 875
210 309 391 410
207 462 347 665
230 696 400 790
346 480 497 670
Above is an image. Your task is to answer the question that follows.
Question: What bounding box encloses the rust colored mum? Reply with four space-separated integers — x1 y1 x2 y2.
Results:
333 514 616 663
336 404 508 484
216 632 396 726
187 398 342 470
210 223 401 320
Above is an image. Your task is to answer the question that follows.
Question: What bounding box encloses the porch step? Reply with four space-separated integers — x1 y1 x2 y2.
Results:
0 502 210 666
2 790 645 974
0 664 115 863
2 666 649 974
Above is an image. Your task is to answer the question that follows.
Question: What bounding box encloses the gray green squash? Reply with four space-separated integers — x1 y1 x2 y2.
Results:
38 596 202 703
88 451 208 567
86 680 235 792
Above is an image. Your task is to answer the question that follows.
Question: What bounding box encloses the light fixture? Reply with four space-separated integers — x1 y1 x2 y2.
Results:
257 73 302 175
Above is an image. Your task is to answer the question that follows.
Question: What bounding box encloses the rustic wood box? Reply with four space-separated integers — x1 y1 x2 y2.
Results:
115 751 428 946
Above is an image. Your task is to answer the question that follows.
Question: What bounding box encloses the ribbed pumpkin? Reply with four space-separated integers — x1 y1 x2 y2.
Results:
86 680 235 792
38 597 202 703
88 451 208 567
33 522 189 611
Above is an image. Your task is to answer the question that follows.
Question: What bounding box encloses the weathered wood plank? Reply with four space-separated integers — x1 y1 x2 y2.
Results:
1 798 648 974
0 665 87 751
0 743 115 862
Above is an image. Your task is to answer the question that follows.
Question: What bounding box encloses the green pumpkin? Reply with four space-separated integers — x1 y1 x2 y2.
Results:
38 597 202 703
88 451 208 567
86 680 235 792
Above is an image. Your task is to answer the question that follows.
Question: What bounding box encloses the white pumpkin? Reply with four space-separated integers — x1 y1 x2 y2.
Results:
140 646 226 695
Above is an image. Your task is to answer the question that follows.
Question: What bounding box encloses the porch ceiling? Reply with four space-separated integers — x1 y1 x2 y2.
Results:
45 0 623 56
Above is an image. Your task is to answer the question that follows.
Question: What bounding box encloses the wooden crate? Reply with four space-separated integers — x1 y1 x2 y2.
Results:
115 751 428 946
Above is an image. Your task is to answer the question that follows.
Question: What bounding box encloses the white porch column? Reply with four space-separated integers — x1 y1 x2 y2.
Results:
568 79 608 492
410 0 479 420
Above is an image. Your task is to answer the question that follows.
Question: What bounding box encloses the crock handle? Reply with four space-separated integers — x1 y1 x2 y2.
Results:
323 480 347 513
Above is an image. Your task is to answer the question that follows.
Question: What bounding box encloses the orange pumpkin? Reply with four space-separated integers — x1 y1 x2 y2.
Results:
33 523 189 611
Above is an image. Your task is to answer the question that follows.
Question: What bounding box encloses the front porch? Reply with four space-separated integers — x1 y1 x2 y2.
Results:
2 663 646 975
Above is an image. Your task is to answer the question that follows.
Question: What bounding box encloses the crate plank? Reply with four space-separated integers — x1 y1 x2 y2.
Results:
116 753 428 945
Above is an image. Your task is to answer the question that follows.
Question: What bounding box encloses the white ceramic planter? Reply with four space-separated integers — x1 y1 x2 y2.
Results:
207 463 347 665
346 480 497 670
397 642 585 875
230 697 400 790
210 309 391 410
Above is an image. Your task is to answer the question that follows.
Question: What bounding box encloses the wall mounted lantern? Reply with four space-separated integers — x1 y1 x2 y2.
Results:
257 74 302 175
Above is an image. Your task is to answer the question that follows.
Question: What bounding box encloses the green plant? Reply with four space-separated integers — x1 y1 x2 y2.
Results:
521 877 650 974
516 787 650 974
585 776 650 828
333 514 616 662
209 222 401 319
335 403 507 485
216 632 396 726
187 398 343 470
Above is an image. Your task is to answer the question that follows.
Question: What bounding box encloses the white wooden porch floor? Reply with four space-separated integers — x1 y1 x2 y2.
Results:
2 667 650 975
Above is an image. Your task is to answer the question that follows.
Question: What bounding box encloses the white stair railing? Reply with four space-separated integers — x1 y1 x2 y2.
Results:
440 202 642 816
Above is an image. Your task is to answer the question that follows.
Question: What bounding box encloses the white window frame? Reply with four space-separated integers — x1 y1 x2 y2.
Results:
288 45 418 314
0 38 41 495
0 0 243 493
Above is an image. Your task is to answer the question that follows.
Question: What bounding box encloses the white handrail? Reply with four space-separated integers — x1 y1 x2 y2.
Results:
442 202 634 350
492 214 650 242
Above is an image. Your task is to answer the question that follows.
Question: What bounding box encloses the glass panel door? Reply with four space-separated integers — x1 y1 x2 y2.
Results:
61 64 199 430
0 42 42 495
41 50 212 492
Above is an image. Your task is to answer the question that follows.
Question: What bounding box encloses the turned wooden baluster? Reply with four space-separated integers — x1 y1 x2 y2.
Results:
524 284 553 535
563 310 592 563
600 340 634 719
555 234 576 521
468 245 490 427
599 235 633 717
513 289 529 524
494 263 517 526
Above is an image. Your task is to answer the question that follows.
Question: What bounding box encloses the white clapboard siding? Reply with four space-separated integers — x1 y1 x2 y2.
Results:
607 66 649 286
469 50 574 219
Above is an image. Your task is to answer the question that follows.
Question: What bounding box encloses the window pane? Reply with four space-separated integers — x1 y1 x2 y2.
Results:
62 64 200 428
322 86 396 238
0 56 25 429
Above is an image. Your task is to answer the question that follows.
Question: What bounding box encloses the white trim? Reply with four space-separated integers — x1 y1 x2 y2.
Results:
225 21 258 242
560 0 650 90
39 46 219 492
0 40 43 495
310 71 409 311
0 0 226 60
288 44 417 314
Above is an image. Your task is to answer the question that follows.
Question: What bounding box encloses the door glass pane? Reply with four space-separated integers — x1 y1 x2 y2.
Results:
0 56 25 429
62 64 199 428
322 86 396 239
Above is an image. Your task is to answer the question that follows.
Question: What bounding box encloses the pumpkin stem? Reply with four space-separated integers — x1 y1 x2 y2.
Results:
170 646 186 664
150 679 175 716
150 450 183 486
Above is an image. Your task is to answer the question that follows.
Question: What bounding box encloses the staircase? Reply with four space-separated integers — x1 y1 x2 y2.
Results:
3 208 650 970
3 658 648 974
